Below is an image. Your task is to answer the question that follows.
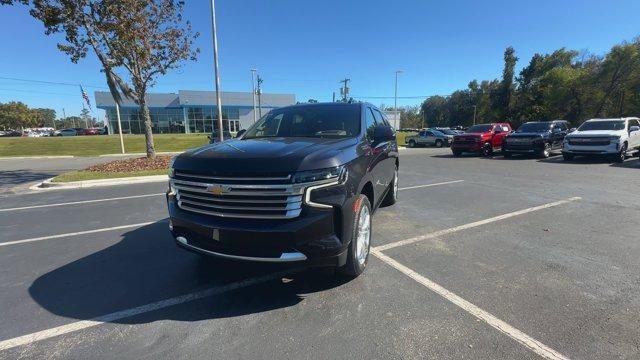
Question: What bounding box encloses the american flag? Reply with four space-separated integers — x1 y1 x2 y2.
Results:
80 85 92 110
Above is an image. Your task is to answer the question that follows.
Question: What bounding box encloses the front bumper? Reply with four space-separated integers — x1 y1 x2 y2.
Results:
502 141 546 153
167 192 349 267
451 143 482 152
562 142 620 156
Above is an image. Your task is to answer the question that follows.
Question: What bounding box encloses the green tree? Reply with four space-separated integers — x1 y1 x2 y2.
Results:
0 101 36 130
32 108 57 128
5 0 199 157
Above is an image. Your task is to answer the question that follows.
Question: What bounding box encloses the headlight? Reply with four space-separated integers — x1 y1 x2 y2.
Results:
292 166 346 184
609 135 621 141
168 157 176 178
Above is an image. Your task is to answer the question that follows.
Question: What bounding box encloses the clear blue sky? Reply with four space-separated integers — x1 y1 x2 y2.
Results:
0 0 638 120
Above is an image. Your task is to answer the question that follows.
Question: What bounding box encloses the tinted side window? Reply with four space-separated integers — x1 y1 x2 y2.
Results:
628 119 639 128
365 108 377 138
373 109 389 126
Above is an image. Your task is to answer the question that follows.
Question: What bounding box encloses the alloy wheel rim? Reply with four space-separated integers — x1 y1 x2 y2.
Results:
393 169 398 199
356 205 371 266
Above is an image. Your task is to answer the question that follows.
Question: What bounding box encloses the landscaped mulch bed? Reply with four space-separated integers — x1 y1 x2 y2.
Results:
86 155 173 173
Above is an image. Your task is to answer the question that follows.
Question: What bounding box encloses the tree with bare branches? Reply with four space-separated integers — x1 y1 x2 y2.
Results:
3 0 199 157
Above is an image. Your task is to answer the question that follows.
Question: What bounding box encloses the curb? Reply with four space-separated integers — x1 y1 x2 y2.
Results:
30 175 169 191
99 152 183 157
0 155 75 160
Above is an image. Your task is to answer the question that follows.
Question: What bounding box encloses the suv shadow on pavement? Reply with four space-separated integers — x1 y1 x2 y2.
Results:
28 221 351 324
537 155 640 168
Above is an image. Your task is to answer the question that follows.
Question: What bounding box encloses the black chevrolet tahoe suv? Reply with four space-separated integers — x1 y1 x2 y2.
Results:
502 120 570 158
167 103 399 277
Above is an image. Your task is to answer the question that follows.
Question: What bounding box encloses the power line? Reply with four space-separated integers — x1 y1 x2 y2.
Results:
0 88 78 97
0 76 107 89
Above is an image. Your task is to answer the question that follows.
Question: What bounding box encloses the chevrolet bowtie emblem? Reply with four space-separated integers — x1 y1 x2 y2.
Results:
206 184 228 195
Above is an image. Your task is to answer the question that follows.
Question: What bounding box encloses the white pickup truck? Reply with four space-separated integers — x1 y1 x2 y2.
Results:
562 118 640 162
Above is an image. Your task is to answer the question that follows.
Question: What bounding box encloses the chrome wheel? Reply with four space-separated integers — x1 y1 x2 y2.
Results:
355 205 371 266
392 168 398 200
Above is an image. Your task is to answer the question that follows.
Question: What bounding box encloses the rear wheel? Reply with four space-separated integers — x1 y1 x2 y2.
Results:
503 152 512 158
381 166 398 207
435 139 443 148
407 140 416 148
452 150 462 157
562 153 574 161
340 194 372 277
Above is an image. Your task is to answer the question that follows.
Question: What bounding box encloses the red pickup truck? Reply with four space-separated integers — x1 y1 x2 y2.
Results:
451 123 512 157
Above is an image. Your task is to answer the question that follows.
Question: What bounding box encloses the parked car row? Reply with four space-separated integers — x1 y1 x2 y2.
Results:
449 117 640 163
0 127 108 137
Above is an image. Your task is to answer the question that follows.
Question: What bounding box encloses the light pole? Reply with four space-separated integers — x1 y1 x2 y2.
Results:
251 69 257 123
210 0 224 142
394 70 404 129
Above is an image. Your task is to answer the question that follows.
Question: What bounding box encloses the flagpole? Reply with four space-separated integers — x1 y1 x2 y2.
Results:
116 102 125 154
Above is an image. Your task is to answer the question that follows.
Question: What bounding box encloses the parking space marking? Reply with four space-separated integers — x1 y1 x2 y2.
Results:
371 249 569 360
375 197 581 252
398 179 464 191
0 269 300 352
0 193 165 213
0 221 157 248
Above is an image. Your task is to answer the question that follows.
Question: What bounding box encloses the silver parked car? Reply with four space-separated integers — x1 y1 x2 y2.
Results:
406 129 453 148
55 129 77 136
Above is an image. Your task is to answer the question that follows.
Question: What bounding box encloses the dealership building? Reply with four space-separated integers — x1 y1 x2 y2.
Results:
95 90 296 134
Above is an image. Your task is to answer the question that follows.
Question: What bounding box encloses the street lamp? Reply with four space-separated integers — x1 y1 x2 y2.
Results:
209 0 224 142
394 70 404 129
251 69 257 123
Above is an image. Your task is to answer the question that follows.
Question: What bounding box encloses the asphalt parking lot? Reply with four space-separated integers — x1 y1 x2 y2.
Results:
1 148 640 359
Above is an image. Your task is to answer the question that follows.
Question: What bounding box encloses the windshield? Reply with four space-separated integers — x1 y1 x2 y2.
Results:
440 129 457 135
516 122 551 133
243 105 361 139
578 121 625 131
466 125 493 133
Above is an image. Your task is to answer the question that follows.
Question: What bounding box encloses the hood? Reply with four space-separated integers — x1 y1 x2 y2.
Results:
567 129 624 138
173 137 359 173
454 132 486 139
509 131 547 138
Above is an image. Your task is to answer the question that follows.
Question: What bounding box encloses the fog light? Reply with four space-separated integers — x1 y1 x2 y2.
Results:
176 236 187 245
168 219 173 231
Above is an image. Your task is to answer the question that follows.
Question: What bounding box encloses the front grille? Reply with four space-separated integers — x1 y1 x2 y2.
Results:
506 138 534 145
453 137 478 144
171 171 318 219
568 138 610 146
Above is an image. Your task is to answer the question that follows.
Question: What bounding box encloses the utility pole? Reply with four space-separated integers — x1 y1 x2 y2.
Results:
210 0 225 142
472 105 477 126
256 75 263 118
332 92 336 102
251 69 257 123
339 78 350 102
394 70 403 129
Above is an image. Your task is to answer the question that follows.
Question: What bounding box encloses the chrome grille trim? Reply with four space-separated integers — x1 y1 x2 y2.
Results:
171 175 336 219
174 171 291 182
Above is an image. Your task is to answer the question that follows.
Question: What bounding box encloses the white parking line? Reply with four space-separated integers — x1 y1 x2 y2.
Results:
0 270 300 352
0 222 157 248
375 197 581 252
0 193 165 213
371 249 569 360
398 180 464 191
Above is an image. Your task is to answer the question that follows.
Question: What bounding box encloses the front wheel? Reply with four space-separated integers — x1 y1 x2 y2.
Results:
435 139 443 148
340 194 372 277
539 143 551 158
452 150 462 157
562 153 574 161
407 140 416 148
615 143 627 163
481 143 493 157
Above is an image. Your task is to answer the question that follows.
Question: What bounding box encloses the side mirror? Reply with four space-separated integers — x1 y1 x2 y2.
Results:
494 129 502 134
373 125 396 142
568 128 576 133
235 129 246 138
630 126 640 132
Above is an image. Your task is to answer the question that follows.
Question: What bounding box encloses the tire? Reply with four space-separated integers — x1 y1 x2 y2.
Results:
381 166 398 207
407 140 416 148
562 153 574 161
340 194 372 277
615 142 627 163
452 150 462 157
503 152 512 158
435 139 443 148
539 143 551 158
481 143 493 157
